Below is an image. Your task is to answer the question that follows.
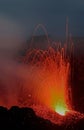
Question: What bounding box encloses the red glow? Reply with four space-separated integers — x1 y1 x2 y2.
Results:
23 46 71 115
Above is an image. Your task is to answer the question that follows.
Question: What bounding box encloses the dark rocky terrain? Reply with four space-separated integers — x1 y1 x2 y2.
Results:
0 106 84 130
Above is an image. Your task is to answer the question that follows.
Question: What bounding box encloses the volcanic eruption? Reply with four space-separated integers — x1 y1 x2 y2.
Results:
0 23 84 128
18 24 73 118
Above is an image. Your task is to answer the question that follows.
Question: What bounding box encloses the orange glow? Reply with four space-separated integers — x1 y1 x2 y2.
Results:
22 46 71 115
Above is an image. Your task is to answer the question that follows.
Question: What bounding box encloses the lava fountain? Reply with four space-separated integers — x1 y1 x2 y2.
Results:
22 45 71 116
18 24 72 118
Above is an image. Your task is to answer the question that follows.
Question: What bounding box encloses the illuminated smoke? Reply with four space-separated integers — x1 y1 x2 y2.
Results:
22 46 71 116
0 22 72 116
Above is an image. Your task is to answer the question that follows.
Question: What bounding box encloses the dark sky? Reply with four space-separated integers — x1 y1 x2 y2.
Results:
0 0 84 38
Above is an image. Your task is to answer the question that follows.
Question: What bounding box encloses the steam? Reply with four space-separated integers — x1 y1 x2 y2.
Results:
0 15 29 107
0 15 25 56
0 16 42 108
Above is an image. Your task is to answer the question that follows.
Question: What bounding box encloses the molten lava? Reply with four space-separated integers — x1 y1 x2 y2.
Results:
22 46 71 114
55 101 68 116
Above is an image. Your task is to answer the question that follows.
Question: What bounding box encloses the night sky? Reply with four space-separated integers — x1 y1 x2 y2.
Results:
0 0 84 38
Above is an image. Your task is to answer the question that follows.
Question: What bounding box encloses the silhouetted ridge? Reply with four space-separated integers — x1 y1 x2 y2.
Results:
0 106 84 129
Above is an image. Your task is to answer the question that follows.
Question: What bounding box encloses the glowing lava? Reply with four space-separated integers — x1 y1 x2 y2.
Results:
22 45 71 115
55 100 68 116
18 24 72 116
